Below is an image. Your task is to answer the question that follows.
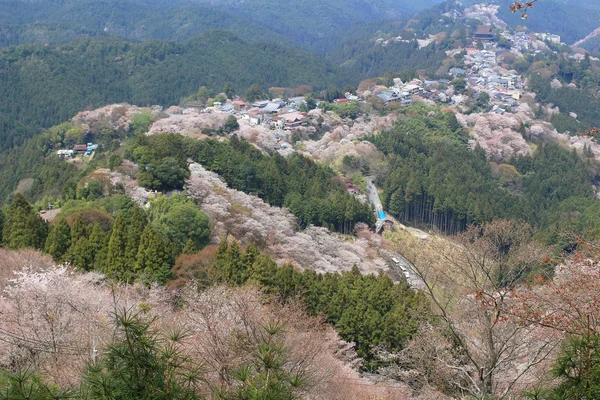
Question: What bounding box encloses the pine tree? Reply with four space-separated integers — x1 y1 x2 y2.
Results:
44 218 71 262
104 214 129 281
83 309 202 400
135 225 173 284
125 205 146 265
2 194 48 249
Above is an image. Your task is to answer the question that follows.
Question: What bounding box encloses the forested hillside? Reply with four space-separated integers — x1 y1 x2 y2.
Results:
0 0 445 54
0 32 346 150
371 105 599 240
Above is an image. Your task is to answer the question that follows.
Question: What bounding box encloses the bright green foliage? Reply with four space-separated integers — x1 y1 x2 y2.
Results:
148 195 210 251
2 194 47 249
44 218 71 262
135 225 174 285
130 111 156 136
215 322 305 400
213 242 428 367
125 206 147 266
83 309 202 400
223 116 240 133
526 335 600 400
104 214 129 281
0 369 75 399
331 100 360 119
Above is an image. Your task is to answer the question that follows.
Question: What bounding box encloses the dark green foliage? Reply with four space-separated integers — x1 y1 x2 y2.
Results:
129 133 374 233
223 116 240 134
526 335 600 400
83 309 202 400
529 74 600 128
245 84 265 103
0 32 348 155
213 242 428 367
0 369 74 399
103 214 129 281
370 105 598 235
2 193 47 249
135 225 174 285
137 157 189 192
125 205 147 266
44 218 71 262
550 113 587 135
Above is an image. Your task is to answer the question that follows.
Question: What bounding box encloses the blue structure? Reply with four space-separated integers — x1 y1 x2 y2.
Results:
378 210 387 220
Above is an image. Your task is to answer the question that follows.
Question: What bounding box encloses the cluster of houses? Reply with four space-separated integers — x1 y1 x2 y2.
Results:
190 96 314 131
57 143 98 158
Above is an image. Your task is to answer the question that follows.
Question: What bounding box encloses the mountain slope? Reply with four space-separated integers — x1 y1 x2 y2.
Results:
0 31 348 150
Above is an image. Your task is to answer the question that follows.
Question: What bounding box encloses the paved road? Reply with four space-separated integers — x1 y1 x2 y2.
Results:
365 176 383 214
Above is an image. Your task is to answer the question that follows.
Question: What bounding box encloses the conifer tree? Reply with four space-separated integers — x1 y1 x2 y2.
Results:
2 194 48 249
84 309 201 399
44 218 71 262
135 225 173 284
104 214 129 281
125 205 147 265
88 223 108 270
68 236 93 270
71 214 87 243
182 239 198 255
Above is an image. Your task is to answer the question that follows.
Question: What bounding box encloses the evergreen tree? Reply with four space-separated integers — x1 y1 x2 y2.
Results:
83 309 201 400
182 239 198 255
68 236 93 270
104 214 129 281
135 225 173 284
88 223 108 270
44 218 71 262
215 321 305 400
125 205 146 265
71 214 87 243
2 194 47 249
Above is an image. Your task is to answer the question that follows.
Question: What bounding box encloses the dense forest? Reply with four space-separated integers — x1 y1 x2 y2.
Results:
371 105 599 238
0 0 443 54
0 32 347 150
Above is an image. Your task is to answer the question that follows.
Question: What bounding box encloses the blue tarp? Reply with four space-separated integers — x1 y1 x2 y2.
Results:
378 210 387 220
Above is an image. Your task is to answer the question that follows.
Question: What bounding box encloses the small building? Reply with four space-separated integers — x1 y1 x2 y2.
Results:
262 102 281 113
57 149 74 158
333 98 348 103
74 144 87 152
473 26 495 42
